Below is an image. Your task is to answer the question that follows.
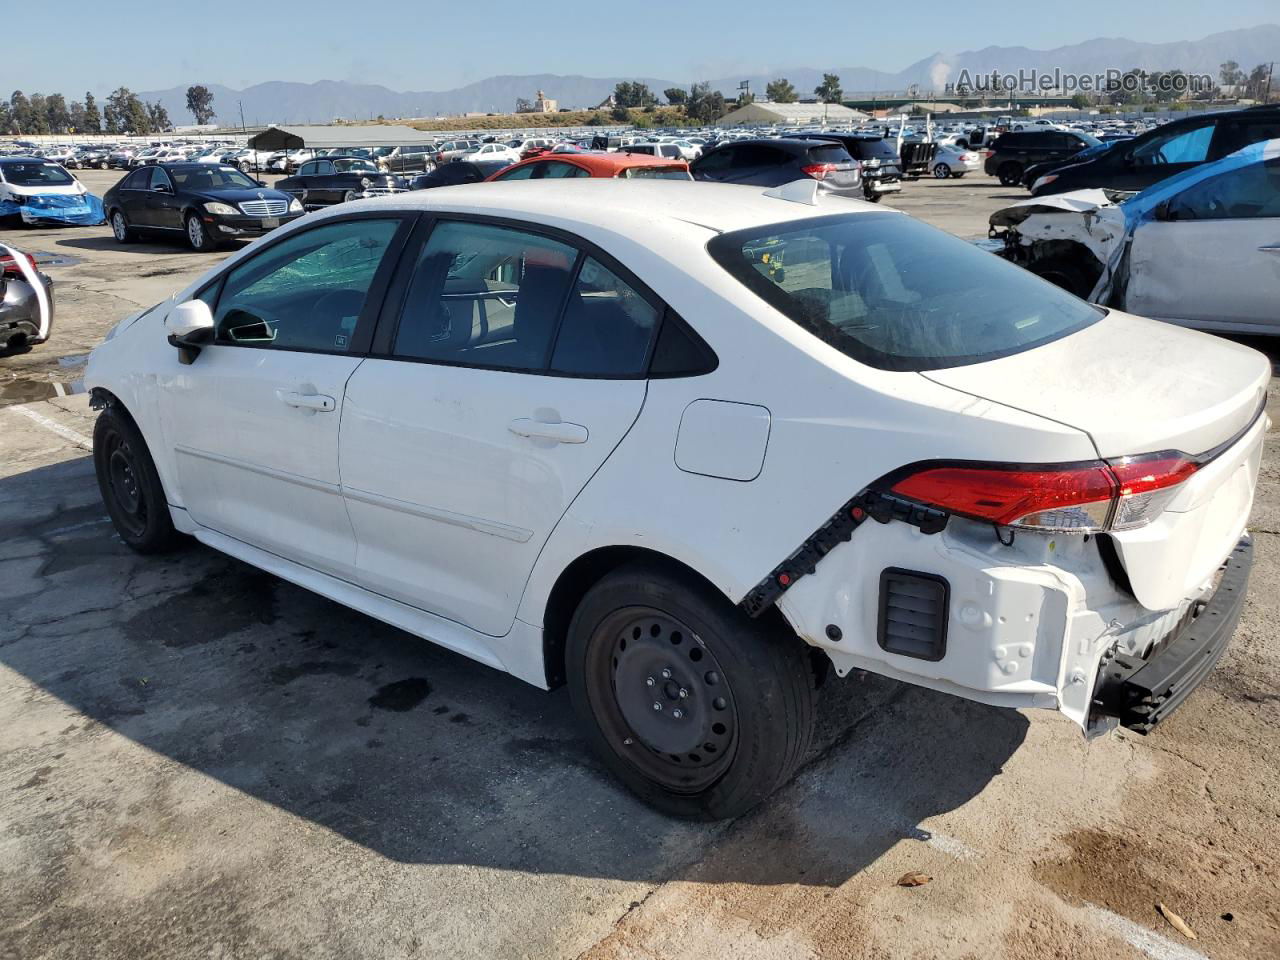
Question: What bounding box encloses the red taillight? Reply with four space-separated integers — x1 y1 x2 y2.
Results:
0 251 37 276
890 453 1199 533
801 162 837 180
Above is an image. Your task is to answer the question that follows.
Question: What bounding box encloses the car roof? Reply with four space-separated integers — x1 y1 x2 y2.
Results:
335 178 884 239
496 152 688 178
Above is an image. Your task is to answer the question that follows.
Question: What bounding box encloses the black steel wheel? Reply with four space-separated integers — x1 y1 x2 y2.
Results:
567 562 816 820
93 405 179 553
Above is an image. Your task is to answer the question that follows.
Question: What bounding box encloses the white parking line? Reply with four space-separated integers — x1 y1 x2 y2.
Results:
1085 905 1211 960
7 404 94 451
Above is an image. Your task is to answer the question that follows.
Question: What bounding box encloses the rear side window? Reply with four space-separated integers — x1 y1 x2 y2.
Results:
392 220 577 371
708 213 1101 372
549 258 658 375
1214 117 1280 157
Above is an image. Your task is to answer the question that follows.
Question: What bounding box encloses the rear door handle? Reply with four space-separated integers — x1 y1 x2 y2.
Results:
277 390 335 412
1258 245 1280 254
508 418 588 444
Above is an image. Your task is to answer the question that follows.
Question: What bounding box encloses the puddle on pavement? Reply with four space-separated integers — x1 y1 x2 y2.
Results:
34 252 83 268
0 377 85 406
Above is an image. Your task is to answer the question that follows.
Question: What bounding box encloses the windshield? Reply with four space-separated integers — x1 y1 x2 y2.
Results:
708 213 1101 371
334 159 377 173
0 161 76 186
169 166 260 190
623 166 693 180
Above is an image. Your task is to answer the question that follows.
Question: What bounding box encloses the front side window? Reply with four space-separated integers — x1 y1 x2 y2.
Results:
541 161 589 179
550 258 658 375
1131 124 1213 166
212 219 400 352
708 213 1101 372
393 221 577 371
148 168 171 190
495 164 537 181
1166 158 1280 221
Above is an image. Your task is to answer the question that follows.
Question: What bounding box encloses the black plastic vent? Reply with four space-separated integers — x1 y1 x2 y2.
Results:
877 568 950 662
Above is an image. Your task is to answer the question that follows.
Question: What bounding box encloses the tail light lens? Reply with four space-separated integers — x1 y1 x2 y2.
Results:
890 452 1200 533
0 251 37 276
801 162 837 180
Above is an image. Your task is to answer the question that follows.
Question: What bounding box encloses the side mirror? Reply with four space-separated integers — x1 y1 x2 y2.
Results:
256 179 266 187
153 183 171 193
1153 199 1177 222
165 299 215 364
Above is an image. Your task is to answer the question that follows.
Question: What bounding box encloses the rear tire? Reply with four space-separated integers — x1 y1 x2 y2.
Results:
998 162 1024 187
110 210 134 244
93 406 180 554
933 163 951 179
566 562 816 820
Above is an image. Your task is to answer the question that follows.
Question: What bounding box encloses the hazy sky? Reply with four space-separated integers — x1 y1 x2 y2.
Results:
7 0 1278 95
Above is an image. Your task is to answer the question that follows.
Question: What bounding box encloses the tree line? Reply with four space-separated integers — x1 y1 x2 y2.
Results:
609 73 844 124
1 85 217 137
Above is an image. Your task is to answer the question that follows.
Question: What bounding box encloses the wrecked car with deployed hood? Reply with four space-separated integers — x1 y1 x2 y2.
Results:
86 178 1268 819
0 244 54 352
990 138 1280 334
0 157 106 227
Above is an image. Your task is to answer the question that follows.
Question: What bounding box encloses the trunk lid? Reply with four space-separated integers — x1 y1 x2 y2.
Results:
923 310 1271 611
922 310 1269 460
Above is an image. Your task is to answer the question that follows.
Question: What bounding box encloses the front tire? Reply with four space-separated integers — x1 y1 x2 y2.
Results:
93 406 179 554
566 562 816 820
185 213 214 251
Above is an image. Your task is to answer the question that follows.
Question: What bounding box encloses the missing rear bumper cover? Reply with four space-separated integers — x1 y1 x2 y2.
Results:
739 490 948 618
1090 536 1253 734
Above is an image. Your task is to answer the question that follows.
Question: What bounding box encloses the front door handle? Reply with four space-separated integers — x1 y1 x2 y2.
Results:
508 418 588 444
277 390 335 412
1258 244 1280 254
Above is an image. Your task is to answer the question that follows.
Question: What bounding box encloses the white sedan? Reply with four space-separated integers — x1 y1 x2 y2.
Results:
930 143 983 178
459 143 523 165
86 179 1268 819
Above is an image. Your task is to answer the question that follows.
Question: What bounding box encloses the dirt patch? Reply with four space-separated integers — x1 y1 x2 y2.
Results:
1034 827 1278 958
1003 901 1138 960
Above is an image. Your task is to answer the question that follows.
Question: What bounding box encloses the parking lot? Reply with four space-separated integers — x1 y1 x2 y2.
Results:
3 169 1279 960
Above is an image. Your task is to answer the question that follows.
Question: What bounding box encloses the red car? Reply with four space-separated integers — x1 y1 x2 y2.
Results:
486 151 692 182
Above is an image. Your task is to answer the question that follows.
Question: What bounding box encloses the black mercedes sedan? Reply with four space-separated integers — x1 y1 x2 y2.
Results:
408 159 509 190
274 156 407 209
103 163 304 251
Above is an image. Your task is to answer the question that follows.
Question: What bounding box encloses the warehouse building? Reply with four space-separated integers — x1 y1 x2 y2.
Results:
716 100 871 126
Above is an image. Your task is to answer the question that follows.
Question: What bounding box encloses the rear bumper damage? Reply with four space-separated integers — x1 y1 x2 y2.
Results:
1089 536 1251 734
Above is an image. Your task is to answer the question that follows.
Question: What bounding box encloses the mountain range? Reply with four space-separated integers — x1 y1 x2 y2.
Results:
137 25 1280 125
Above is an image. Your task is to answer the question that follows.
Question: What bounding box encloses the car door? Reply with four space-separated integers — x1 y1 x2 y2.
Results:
338 217 657 636
114 169 151 225
147 167 186 230
159 215 412 579
1125 157 1280 330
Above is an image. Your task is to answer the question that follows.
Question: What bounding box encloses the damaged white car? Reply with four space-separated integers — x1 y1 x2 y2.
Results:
991 138 1280 334
86 179 1268 818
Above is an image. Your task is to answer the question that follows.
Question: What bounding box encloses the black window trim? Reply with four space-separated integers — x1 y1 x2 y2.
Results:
368 210 717 380
194 210 418 358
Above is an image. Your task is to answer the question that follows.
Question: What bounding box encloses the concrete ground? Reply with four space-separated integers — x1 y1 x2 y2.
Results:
2 170 1278 960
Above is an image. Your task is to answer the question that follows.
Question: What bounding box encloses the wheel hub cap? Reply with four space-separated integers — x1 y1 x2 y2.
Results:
611 613 735 763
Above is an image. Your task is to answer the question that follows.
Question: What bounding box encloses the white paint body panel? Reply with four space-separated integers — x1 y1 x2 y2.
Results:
84 180 1268 731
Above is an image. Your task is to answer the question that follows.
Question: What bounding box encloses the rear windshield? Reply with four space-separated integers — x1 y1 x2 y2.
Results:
623 166 692 180
851 139 899 160
805 145 854 164
707 213 1101 371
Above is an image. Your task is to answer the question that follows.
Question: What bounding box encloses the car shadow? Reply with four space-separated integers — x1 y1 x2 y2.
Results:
51 236 222 256
1 455 1026 888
